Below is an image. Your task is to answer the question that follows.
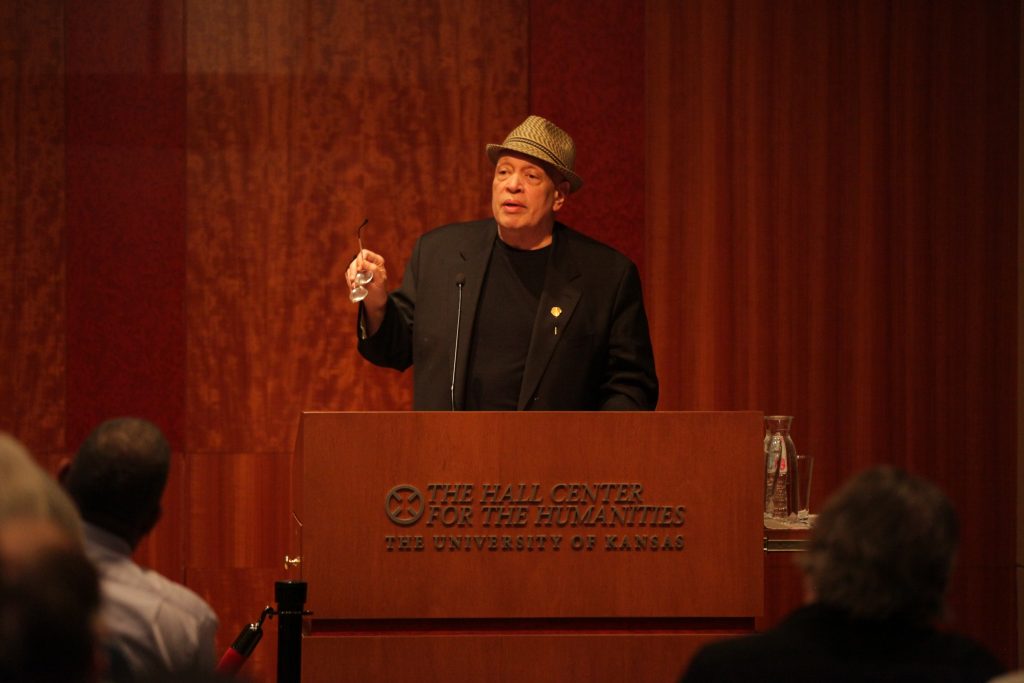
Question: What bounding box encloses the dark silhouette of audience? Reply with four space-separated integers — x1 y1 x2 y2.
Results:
679 466 1006 682
0 433 102 683
0 433 82 541
0 525 102 683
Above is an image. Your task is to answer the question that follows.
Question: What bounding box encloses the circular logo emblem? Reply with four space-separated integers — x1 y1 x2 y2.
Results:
385 485 424 526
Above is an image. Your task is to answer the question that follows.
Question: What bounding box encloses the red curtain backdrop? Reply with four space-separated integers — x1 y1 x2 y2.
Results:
0 0 1018 679
647 0 1018 662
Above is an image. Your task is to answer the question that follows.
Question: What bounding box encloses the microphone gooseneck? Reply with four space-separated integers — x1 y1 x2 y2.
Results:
450 273 466 411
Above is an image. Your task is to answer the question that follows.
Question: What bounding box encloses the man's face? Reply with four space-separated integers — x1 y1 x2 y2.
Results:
491 153 568 241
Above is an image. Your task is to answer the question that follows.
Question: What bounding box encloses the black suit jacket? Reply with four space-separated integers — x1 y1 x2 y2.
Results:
679 603 1005 683
358 219 658 410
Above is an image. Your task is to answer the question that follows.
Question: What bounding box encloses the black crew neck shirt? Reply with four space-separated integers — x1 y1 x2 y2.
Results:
463 239 550 410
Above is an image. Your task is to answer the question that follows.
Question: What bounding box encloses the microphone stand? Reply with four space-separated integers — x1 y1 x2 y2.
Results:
275 580 308 683
450 274 465 411
213 580 310 682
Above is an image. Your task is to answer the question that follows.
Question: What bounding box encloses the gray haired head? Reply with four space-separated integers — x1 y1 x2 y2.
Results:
801 466 958 622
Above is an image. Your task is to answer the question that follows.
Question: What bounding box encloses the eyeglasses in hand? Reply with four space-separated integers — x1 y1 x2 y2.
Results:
349 218 372 303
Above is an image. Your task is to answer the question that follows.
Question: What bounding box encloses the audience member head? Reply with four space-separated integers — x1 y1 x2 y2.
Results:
61 418 171 549
800 465 958 623
0 433 82 542
0 434 98 682
0 518 101 683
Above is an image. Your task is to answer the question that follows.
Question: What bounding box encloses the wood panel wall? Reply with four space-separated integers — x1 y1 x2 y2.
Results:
1 0 1019 680
184 2 528 679
6 1 529 680
1 0 65 453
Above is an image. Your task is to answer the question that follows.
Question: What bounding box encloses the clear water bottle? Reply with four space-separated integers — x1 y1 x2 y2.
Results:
764 415 798 522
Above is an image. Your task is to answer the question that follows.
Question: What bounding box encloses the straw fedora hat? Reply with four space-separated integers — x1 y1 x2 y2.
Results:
486 115 583 193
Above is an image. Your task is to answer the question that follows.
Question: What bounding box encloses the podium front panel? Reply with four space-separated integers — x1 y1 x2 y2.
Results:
302 631 729 683
292 411 763 620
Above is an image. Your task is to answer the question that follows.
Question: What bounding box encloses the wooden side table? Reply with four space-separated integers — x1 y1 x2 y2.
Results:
760 522 813 630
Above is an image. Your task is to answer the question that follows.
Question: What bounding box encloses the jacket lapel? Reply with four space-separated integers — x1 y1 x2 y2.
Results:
517 227 582 409
451 221 496 410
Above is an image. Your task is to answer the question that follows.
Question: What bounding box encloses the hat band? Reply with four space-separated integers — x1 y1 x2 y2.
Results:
504 136 571 171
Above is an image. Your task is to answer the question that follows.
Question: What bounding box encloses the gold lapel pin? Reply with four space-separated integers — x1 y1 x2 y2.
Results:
550 307 562 335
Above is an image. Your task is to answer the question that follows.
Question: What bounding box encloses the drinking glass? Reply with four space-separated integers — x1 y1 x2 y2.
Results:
349 218 372 303
796 454 814 521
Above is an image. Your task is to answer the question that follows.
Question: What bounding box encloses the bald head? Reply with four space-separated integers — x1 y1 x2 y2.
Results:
63 418 171 548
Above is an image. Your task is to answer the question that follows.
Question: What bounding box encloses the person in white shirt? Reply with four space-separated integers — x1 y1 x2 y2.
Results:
60 418 218 679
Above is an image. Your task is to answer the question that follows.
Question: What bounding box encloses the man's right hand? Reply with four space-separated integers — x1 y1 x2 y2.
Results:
347 249 388 336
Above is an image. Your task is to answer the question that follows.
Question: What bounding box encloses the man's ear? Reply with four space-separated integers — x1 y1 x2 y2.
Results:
552 180 571 212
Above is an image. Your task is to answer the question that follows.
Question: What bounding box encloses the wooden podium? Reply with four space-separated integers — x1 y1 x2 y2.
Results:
290 411 763 682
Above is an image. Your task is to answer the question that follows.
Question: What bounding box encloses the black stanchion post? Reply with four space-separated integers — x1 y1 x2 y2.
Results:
275 580 307 683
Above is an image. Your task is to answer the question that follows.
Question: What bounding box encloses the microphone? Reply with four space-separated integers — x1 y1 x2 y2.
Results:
450 273 466 411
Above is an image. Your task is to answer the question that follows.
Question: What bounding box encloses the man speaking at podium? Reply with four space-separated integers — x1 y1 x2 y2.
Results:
347 115 658 411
